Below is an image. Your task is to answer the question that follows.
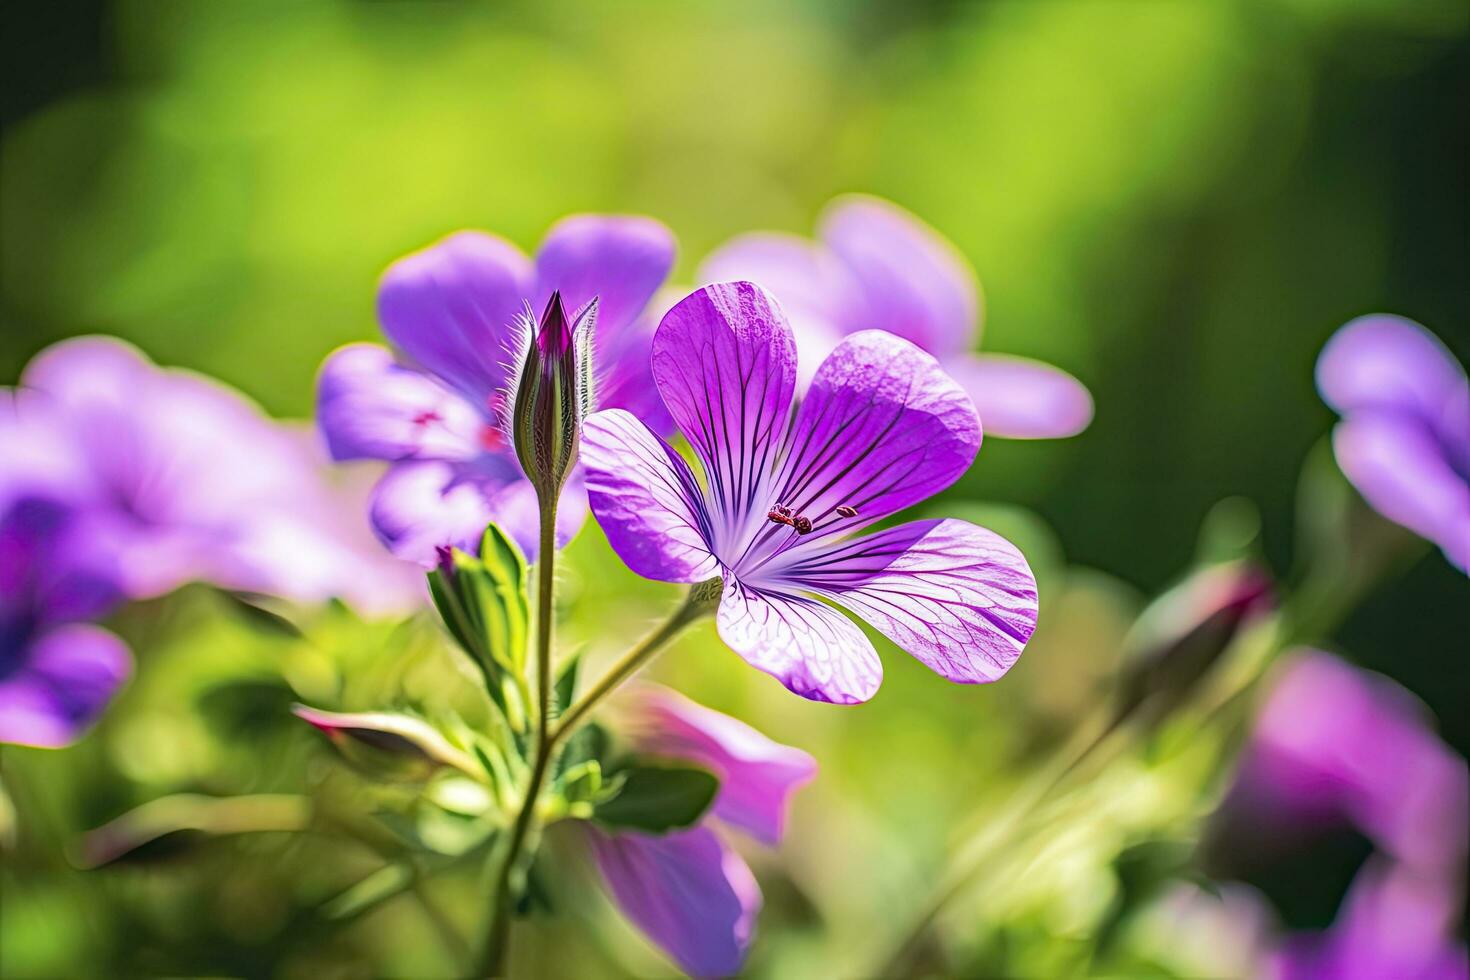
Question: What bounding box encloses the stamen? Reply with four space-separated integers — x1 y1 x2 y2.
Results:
835 504 858 518
793 516 813 534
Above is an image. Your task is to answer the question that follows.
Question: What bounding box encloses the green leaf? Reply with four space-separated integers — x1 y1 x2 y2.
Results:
591 765 719 834
553 652 582 714
426 523 532 726
478 523 530 677
219 590 306 639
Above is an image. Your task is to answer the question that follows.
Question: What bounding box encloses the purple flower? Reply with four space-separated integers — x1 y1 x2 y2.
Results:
587 684 815 976
316 215 677 565
0 496 131 748
1272 858 1468 980
1218 650 1466 873
4 337 421 614
1316 315 1470 572
581 281 1039 704
700 195 1093 439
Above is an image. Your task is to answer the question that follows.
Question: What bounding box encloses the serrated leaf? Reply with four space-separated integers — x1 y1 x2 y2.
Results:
591 765 719 834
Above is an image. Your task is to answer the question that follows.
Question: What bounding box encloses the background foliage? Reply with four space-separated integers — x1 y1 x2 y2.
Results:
3 1 1466 976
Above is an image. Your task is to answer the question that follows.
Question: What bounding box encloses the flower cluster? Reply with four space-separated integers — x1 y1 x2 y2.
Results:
1209 651 1468 979
1 337 418 748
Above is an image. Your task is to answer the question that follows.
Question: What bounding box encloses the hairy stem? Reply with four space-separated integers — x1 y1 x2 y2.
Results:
481 497 560 977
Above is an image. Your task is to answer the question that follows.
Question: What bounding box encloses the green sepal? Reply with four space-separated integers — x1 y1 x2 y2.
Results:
591 765 719 834
426 522 531 726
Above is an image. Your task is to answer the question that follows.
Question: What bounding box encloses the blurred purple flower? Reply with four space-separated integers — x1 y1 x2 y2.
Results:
0 496 130 748
588 685 815 976
700 194 1093 439
582 282 1038 704
3 337 421 615
1220 650 1466 872
1272 858 1468 980
317 216 677 565
1202 651 1468 980
1316 315 1470 572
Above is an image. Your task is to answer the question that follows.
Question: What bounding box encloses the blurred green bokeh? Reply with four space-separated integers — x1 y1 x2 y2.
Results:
3 1 1466 977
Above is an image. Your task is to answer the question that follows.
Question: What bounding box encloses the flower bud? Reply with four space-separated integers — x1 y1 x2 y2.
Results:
293 705 480 783
1112 561 1274 728
510 291 595 497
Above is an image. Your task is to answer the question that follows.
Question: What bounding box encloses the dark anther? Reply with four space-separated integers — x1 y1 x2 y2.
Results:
793 516 813 534
767 506 794 527
835 505 858 518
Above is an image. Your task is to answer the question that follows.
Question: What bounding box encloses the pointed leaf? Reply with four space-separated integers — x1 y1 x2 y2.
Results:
591 765 719 834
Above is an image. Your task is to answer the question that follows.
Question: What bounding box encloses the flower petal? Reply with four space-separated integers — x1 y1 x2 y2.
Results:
698 232 853 387
754 331 979 558
0 624 132 748
368 460 585 567
589 825 760 978
1333 414 1470 572
767 519 1037 684
652 282 799 554
582 410 719 583
1272 858 1469 980
316 343 485 462
534 214 675 335
717 579 882 704
1316 315 1469 424
817 194 980 355
943 352 1094 440
376 231 532 405
625 684 817 844
1228 651 1468 873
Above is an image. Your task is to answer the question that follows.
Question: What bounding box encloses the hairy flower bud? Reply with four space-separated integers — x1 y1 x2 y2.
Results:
1113 560 1274 728
510 291 595 497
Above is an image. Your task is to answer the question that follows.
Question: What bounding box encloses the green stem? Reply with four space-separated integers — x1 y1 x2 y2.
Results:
477 575 719 977
551 579 720 746
481 497 559 978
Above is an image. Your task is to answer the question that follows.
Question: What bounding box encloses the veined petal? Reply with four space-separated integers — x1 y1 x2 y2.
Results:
717 579 882 704
652 283 798 554
582 410 719 583
817 194 980 355
534 214 675 336
747 331 978 564
625 684 817 845
698 232 853 388
377 231 532 406
1333 415 1470 572
944 352 1094 440
768 519 1037 685
316 343 485 462
0 624 132 749
589 825 760 978
1317 315 1468 423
